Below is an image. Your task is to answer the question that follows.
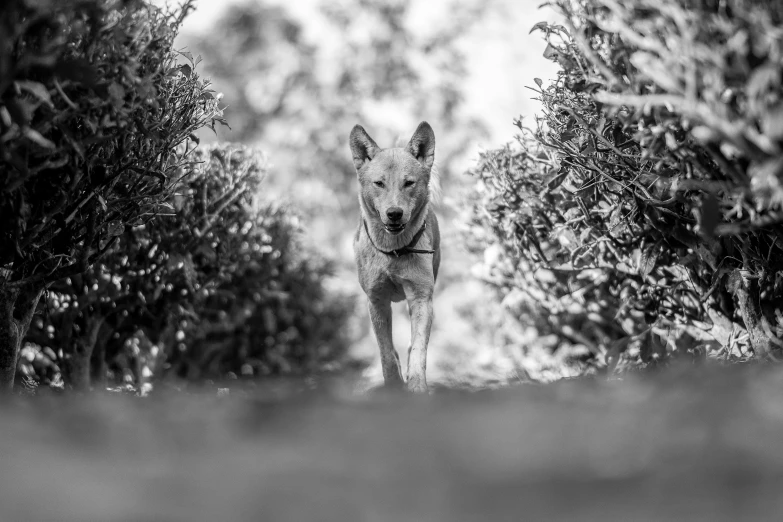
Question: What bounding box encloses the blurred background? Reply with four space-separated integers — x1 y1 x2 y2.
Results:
160 0 561 388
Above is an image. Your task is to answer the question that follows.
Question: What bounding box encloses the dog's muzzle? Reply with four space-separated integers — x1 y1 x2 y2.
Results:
384 223 406 235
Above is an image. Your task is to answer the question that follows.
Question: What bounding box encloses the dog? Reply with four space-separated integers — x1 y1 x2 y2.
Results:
350 122 441 392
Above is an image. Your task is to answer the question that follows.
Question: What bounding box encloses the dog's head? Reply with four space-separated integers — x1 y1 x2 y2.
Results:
349 122 435 235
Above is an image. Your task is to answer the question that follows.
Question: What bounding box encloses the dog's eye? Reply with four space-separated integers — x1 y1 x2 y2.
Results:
373 181 385 188
404 180 415 187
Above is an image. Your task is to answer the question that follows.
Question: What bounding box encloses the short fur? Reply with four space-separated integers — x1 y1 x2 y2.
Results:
351 122 441 392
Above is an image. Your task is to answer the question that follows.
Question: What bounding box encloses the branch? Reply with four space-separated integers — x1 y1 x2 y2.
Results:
51 78 78 110
592 92 778 156
3 213 99 290
593 1 669 55
715 214 783 237
190 183 249 243
2 259 89 290
561 15 622 88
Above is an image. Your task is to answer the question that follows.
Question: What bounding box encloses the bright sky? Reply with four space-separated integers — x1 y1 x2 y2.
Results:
159 0 559 151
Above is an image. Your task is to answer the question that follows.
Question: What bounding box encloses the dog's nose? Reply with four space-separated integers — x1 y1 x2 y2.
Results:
386 207 403 222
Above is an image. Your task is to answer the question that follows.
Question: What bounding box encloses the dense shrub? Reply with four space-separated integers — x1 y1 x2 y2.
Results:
0 0 222 390
23 144 355 390
469 0 783 372
167 204 355 381
155 145 354 382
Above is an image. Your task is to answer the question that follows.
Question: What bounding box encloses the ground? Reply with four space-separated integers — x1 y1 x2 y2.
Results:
2 361 782 521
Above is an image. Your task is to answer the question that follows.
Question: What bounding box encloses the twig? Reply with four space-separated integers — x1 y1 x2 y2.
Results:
53 78 78 110
592 92 777 156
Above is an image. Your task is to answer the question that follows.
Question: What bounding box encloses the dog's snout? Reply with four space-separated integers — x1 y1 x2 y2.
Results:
386 207 403 222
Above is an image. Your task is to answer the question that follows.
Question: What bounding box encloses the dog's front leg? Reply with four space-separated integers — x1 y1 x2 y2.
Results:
405 292 433 392
368 298 403 386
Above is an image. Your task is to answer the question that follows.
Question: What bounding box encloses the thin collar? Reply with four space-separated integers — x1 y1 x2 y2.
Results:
363 220 435 257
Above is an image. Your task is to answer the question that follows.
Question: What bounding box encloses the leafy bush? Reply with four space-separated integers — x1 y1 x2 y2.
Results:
468 0 783 373
153 145 354 381
24 144 355 390
0 0 222 390
168 204 355 381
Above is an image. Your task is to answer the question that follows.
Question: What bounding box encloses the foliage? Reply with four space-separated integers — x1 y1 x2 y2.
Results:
468 0 783 372
23 144 355 389
0 0 222 389
151 145 354 381
0 0 222 288
169 203 355 380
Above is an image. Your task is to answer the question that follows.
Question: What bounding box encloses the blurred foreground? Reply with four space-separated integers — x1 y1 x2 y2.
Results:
3 362 783 521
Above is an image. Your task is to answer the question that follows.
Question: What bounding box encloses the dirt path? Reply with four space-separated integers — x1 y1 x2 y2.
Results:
2 363 782 521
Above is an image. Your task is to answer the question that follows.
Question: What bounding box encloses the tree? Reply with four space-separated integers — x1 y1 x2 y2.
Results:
0 0 222 390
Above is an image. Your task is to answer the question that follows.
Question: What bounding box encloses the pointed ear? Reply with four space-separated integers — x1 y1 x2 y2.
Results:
405 121 435 170
349 125 380 171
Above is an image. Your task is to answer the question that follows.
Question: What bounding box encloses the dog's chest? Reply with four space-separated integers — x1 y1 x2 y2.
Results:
385 256 434 301
386 271 408 302
358 254 426 303
354 223 436 302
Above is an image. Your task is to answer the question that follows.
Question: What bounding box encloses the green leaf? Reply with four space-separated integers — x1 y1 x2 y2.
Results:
639 240 662 277
545 167 568 190
664 132 678 150
54 58 99 86
608 204 625 230
762 103 783 141
747 64 778 100
529 21 548 34
108 82 126 107
534 77 543 88
553 225 578 247
16 81 54 107
579 227 592 245
23 127 56 149
690 126 717 143
5 97 34 126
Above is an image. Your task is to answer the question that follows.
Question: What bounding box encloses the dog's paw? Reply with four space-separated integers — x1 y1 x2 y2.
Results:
382 372 405 388
406 378 429 394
